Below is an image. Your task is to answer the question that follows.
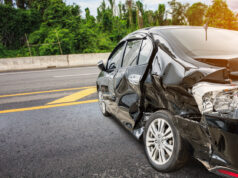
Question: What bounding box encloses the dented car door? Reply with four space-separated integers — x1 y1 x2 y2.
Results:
97 42 127 114
114 37 154 130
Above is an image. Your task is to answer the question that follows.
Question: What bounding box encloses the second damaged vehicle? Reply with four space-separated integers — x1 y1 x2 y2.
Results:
96 26 238 177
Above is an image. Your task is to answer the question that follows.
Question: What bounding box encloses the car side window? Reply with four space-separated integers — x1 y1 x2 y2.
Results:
107 42 126 70
138 38 153 65
122 40 142 68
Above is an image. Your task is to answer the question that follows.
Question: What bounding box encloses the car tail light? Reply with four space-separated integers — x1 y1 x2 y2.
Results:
218 169 238 177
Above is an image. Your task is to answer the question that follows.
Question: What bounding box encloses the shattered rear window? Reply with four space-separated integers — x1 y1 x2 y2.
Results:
161 28 238 57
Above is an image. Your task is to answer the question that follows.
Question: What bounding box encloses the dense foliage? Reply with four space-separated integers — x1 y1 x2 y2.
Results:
0 0 238 58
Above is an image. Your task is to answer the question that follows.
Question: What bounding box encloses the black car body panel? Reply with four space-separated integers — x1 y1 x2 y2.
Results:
96 26 238 177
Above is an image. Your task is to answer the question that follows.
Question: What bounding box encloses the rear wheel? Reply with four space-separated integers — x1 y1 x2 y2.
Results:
144 111 190 172
98 91 110 116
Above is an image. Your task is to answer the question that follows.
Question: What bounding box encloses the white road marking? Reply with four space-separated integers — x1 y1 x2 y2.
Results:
0 66 97 76
53 73 99 78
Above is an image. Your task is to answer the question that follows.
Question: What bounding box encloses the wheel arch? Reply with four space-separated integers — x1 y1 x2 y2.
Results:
133 109 174 140
134 109 193 152
142 109 191 172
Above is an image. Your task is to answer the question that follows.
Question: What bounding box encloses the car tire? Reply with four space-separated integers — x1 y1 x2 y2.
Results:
98 91 110 117
143 110 190 172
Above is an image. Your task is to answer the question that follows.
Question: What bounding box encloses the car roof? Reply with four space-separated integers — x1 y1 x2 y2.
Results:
120 26 216 42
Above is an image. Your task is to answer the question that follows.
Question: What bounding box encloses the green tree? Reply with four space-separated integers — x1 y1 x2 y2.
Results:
110 16 128 42
136 1 144 28
108 0 115 15
4 0 12 6
97 0 105 21
28 0 50 15
0 4 40 48
85 8 96 28
97 1 113 32
27 0 81 55
118 2 123 19
206 0 238 30
126 0 133 28
168 0 189 25
75 24 98 53
1 0 238 59
155 4 166 26
143 10 156 26
16 0 25 9
186 2 207 26
38 29 75 55
0 43 6 57
43 0 80 28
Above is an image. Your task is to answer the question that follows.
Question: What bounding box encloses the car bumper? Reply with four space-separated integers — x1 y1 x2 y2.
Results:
210 167 238 178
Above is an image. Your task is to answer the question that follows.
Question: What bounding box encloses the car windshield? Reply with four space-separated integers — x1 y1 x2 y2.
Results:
161 28 238 57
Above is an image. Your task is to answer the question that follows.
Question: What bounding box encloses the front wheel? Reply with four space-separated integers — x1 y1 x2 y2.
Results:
98 91 110 116
143 111 190 172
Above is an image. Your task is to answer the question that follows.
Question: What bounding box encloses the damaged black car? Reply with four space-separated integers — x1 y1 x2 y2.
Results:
96 26 238 177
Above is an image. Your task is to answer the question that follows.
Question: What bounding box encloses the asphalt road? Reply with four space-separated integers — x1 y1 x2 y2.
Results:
0 67 220 178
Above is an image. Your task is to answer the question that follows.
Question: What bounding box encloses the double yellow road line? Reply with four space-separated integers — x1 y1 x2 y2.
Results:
0 86 92 98
0 87 98 114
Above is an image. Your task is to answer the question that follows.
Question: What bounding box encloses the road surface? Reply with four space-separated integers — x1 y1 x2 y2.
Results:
0 67 220 177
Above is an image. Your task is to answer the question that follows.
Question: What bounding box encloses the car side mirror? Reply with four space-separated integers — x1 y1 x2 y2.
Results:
97 60 106 71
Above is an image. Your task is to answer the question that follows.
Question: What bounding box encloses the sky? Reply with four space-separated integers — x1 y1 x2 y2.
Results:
66 0 238 16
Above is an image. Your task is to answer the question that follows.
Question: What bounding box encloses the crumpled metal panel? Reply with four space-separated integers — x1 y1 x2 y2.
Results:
152 50 185 85
192 82 238 114
145 46 238 171
205 114 238 169
144 75 200 117
151 50 229 88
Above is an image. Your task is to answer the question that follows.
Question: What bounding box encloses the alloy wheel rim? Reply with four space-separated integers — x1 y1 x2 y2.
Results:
146 118 174 165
